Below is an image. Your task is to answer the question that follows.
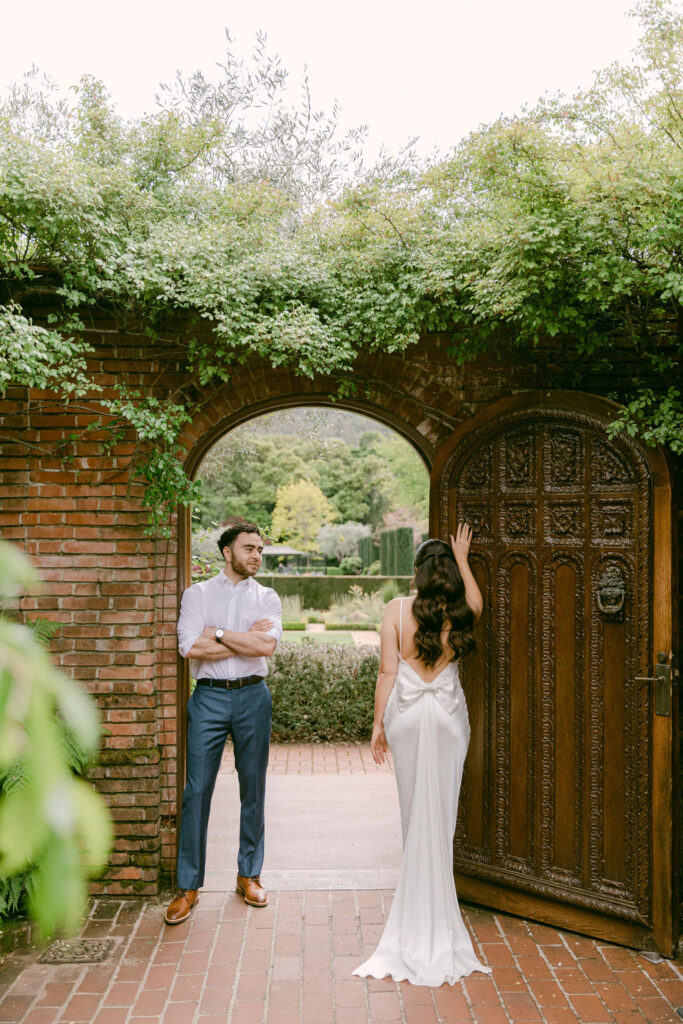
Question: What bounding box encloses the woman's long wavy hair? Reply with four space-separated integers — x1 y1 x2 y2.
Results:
412 539 475 669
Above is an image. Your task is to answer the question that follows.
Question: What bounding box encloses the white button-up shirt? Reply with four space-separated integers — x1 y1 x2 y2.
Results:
177 571 283 681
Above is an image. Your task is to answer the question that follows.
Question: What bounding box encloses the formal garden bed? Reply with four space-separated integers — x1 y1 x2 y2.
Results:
278 582 401 631
281 631 355 645
267 587 387 742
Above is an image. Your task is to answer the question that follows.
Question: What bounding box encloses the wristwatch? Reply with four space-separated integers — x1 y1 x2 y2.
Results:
215 629 225 644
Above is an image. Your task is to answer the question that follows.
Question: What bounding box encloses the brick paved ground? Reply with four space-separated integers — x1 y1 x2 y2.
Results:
262 743 392 775
1 744 681 1024
1 893 682 1024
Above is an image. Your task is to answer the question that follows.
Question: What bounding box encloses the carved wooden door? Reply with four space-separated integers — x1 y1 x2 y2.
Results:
429 392 677 954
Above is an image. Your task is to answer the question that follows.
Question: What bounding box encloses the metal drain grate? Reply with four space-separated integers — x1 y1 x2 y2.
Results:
39 938 117 963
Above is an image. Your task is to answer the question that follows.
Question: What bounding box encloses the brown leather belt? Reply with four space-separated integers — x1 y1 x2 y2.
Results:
196 675 264 690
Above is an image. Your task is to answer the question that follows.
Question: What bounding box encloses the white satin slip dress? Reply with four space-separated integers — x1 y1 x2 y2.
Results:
353 598 491 987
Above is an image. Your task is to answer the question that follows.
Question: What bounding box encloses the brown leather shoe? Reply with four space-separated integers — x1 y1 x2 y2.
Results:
164 889 199 924
236 875 268 907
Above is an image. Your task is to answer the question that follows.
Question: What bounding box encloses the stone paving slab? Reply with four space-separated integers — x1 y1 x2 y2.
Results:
207 746 401 892
1 893 682 1024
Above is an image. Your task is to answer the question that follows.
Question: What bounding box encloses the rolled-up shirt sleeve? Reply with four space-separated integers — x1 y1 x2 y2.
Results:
261 589 283 648
177 585 203 658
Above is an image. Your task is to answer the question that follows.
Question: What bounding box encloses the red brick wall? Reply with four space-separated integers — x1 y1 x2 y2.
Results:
0 317 679 894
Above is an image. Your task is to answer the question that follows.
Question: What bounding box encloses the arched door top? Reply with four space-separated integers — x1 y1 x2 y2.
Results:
430 391 672 532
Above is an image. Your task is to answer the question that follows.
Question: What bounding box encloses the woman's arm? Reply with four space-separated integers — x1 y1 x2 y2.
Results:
451 523 484 622
370 600 400 765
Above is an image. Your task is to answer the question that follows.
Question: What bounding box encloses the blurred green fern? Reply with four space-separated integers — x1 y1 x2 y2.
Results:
0 614 91 920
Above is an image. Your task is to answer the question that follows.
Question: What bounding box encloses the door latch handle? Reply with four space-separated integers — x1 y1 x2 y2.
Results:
635 652 673 717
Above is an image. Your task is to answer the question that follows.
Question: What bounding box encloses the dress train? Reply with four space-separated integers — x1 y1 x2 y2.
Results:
353 654 491 986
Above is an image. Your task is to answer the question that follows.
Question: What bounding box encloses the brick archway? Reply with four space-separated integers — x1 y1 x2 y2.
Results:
157 338 523 883
13 314 672 897
172 387 441 867
159 341 598 881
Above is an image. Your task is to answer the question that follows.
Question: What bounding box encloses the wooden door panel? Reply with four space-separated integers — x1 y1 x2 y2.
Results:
541 552 584 888
430 392 676 954
496 552 536 874
455 557 492 863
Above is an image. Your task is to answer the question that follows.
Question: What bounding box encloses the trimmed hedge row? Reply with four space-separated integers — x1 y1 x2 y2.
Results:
269 642 380 741
379 526 414 575
357 535 380 568
257 575 411 609
324 622 378 631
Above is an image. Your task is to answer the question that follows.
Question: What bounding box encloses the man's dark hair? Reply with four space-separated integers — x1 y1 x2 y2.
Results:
217 523 262 555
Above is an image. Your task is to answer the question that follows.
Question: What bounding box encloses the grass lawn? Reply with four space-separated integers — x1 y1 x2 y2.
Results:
281 631 355 646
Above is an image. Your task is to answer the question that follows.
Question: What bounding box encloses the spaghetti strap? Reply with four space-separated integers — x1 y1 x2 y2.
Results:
398 597 404 658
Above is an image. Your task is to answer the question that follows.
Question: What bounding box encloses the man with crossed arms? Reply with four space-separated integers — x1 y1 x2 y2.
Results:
165 524 282 923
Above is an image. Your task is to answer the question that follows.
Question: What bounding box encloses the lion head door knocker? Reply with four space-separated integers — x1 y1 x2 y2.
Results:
597 564 626 621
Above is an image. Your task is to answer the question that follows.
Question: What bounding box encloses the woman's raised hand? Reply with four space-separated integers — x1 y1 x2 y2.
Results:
450 522 473 563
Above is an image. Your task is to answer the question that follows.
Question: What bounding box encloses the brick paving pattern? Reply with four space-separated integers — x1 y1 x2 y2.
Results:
1 893 682 1024
232 743 393 775
2 744 680 1023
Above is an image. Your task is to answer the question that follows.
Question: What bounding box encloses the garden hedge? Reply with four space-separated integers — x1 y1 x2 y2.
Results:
379 527 414 575
257 575 411 609
395 527 415 576
269 642 380 741
324 622 379 631
357 535 380 568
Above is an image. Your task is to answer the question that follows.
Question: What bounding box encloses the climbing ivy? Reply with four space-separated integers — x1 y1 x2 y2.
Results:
0 1 681 534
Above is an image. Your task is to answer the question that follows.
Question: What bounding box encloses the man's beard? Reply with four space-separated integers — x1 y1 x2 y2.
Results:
230 556 259 578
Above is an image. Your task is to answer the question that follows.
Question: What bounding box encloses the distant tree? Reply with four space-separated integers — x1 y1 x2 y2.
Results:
194 431 397 532
271 479 336 551
313 434 391 528
375 437 429 519
382 507 427 545
316 522 371 562
195 437 319 529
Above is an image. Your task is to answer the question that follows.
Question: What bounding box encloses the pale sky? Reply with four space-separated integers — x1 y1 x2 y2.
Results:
1 0 642 157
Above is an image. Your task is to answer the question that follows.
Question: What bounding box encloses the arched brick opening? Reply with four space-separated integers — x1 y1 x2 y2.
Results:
163 340 659 880
172 388 438 871
158 335 529 881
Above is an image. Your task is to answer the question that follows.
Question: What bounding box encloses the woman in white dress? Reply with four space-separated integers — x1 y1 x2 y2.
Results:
354 524 491 987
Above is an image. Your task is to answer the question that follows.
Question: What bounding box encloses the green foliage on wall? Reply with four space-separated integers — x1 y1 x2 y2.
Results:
1 1 681 534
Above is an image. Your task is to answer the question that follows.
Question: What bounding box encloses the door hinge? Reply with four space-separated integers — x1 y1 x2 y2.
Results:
636 652 675 717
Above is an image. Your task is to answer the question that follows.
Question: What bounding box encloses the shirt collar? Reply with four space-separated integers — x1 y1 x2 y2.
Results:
217 571 255 591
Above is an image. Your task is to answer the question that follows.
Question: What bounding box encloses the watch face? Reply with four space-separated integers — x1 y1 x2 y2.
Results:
215 629 224 641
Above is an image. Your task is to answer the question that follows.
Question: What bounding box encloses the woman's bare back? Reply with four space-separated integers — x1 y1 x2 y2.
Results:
396 596 456 683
